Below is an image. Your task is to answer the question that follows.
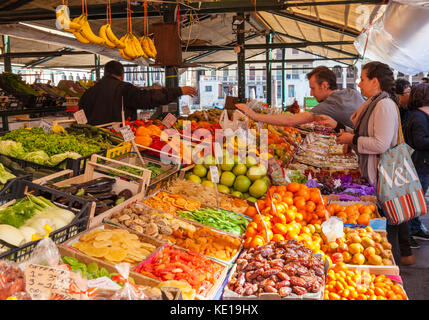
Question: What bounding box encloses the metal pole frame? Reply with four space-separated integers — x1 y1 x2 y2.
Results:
236 12 246 102
266 31 273 106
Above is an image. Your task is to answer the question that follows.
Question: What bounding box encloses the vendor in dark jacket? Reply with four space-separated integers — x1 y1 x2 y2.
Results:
79 61 197 125
394 78 411 130
404 82 429 243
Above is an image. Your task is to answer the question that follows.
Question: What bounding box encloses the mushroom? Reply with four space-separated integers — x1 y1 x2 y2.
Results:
133 218 145 226
118 214 131 222
130 224 144 234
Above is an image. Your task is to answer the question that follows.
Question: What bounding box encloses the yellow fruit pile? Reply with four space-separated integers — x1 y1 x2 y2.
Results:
321 226 394 266
324 262 407 300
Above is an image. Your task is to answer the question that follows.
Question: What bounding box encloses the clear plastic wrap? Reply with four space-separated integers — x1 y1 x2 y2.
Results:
0 260 30 300
110 263 147 300
354 1 429 75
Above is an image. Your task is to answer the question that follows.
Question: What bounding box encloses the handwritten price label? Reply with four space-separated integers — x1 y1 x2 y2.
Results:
209 166 220 184
73 109 88 124
25 264 80 300
162 113 177 128
119 125 135 142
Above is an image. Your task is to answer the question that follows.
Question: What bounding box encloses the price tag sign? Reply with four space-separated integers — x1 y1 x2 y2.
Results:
25 264 80 300
73 109 88 124
40 119 53 133
182 106 191 115
119 125 135 142
209 165 219 184
268 156 282 173
162 113 177 129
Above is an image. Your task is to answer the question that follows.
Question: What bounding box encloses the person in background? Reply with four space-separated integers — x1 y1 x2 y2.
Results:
79 61 197 125
421 77 428 84
395 78 411 130
235 66 364 128
320 61 415 265
404 83 429 245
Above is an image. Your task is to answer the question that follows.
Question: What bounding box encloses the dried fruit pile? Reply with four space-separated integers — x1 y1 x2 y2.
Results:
167 226 242 262
227 240 325 297
143 192 201 215
135 245 224 297
324 262 407 300
71 228 157 265
321 226 393 266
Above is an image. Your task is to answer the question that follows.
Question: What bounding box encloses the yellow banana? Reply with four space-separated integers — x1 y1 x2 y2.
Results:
105 24 126 49
118 48 134 61
79 16 105 45
132 34 147 58
71 16 90 44
146 36 157 58
121 34 137 59
56 6 81 31
139 36 152 58
99 24 116 48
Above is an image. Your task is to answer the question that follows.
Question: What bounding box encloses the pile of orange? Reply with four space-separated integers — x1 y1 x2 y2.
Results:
326 202 378 226
324 262 407 300
243 183 325 252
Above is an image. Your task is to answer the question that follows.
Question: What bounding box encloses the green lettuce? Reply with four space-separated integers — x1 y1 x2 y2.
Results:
0 163 15 184
23 151 50 165
0 140 25 158
47 152 82 166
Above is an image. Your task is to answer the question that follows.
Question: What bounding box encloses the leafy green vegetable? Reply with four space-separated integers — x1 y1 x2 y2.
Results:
177 208 249 235
0 163 15 184
109 163 166 179
23 150 50 164
0 140 25 158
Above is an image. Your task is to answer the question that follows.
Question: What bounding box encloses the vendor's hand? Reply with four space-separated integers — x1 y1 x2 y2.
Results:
336 130 354 144
314 114 337 128
180 86 197 97
235 103 255 117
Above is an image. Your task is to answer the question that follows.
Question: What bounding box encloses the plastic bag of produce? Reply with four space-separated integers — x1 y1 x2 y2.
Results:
322 217 344 243
22 237 62 268
0 260 30 300
110 263 147 300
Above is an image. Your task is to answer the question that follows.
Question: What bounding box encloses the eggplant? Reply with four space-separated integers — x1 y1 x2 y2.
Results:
101 199 115 207
117 189 133 201
73 177 116 189
93 192 117 201
84 184 113 195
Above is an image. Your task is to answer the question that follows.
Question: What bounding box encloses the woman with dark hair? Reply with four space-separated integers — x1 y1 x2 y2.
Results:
318 61 414 265
404 83 429 244
395 78 411 130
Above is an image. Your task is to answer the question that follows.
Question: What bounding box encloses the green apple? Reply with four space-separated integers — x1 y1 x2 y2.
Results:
192 164 207 178
246 155 258 168
246 165 267 181
246 196 258 202
232 163 247 176
249 179 268 198
188 174 202 184
243 193 250 198
261 176 271 187
221 155 235 171
184 172 192 180
202 180 215 189
220 171 236 187
233 175 252 193
231 191 244 198
217 184 230 194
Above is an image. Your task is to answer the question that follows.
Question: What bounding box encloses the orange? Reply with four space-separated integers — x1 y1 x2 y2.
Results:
256 200 266 211
296 189 310 201
305 201 316 213
273 213 287 225
283 196 294 206
309 190 322 203
273 223 288 235
289 205 298 212
245 226 257 238
357 213 370 226
359 206 372 215
251 235 265 248
285 210 296 223
284 191 294 199
287 182 300 193
295 212 303 222
316 209 329 219
294 198 307 210
327 204 337 215
374 287 385 296
272 233 285 242
261 229 274 242
243 237 253 248
368 204 377 212
245 206 257 217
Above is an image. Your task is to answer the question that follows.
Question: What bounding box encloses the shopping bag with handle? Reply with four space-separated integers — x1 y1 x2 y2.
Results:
377 107 428 225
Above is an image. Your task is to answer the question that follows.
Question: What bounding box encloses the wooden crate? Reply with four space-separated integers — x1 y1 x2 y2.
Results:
33 154 152 227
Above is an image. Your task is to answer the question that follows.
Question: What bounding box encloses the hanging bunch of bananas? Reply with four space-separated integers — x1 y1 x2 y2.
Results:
68 14 105 45
99 24 126 49
139 36 157 59
117 33 147 61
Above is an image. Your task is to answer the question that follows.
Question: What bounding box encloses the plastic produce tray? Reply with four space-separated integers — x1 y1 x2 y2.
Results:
0 180 92 262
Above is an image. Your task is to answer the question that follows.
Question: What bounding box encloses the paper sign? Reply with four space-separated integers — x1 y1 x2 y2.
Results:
182 106 191 115
73 109 88 124
162 113 177 128
25 264 81 300
209 166 219 184
40 119 53 133
119 125 135 142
